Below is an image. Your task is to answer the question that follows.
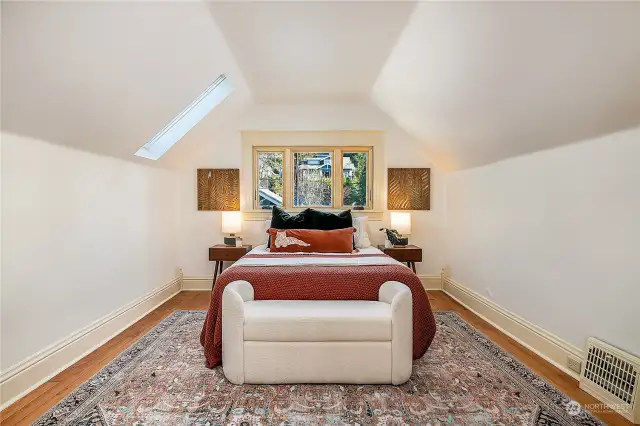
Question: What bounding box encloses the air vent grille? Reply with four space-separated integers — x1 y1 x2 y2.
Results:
580 338 640 423
584 346 637 404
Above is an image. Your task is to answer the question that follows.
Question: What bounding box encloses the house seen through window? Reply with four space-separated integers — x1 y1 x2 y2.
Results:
255 146 372 210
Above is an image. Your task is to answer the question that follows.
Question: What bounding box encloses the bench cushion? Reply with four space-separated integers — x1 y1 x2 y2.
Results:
243 300 392 342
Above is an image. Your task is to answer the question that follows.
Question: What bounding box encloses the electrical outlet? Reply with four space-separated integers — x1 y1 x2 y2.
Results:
567 356 582 374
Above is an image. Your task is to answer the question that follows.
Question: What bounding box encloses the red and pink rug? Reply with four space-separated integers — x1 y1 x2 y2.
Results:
34 311 604 425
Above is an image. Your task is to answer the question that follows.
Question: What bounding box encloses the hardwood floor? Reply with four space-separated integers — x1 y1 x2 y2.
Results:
0 291 631 426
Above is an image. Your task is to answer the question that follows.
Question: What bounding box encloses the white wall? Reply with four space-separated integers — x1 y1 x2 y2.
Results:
0 133 180 371
174 103 446 277
445 126 640 356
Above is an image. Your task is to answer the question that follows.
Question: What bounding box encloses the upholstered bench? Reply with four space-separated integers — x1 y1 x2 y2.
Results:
222 280 413 385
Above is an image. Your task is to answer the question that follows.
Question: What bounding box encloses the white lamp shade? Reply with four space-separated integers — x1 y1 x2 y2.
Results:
221 211 242 234
390 212 411 235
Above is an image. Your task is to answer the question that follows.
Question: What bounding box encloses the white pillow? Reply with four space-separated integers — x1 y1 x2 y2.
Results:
263 219 271 244
353 216 372 248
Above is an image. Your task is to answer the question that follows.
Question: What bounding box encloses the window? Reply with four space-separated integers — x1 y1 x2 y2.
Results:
293 151 333 207
342 151 368 207
135 75 233 160
254 146 372 210
256 151 283 208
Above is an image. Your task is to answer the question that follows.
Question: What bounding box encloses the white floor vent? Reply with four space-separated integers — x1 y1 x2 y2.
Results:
579 337 640 424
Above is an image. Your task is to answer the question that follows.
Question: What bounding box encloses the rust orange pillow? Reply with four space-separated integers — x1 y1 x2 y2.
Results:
267 228 355 253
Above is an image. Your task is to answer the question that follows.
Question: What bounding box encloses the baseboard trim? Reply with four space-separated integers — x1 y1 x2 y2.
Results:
443 277 584 380
182 276 213 291
183 274 443 292
0 277 182 410
420 275 442 290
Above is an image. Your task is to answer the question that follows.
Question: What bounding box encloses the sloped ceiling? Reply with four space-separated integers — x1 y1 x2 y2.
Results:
3 1 640 170
373 1 640 170
207 1 415 102
1 1 251 162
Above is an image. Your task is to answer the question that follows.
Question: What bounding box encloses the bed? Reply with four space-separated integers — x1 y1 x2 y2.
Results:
200 245 437 368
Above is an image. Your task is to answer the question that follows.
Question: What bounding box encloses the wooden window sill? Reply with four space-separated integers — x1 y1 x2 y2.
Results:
243 210 384 221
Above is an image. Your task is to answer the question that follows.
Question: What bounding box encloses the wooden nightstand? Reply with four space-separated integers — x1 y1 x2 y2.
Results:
378 244 422 273
209 244 252 289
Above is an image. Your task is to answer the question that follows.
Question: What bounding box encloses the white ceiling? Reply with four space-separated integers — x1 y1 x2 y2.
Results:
207 1 416 103
373 1 640 169
1 1 251 161
3 1 640 170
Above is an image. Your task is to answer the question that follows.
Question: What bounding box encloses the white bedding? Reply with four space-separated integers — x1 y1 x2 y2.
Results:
231 244 404 268
248 244 383 256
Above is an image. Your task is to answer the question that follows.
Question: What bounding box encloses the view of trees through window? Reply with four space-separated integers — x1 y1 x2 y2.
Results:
257 152 283 208
342 152 368 207
293 152 332 206
255 147 371 210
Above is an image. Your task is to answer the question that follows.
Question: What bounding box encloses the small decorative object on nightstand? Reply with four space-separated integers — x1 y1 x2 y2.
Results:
209 244 252 289
380 228 408 247
378 244 422 273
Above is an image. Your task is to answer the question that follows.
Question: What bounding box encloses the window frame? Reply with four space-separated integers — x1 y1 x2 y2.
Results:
135 75 232 160
253 145 373 211
291 148 335 209
338 148 373 210
253 148 288 209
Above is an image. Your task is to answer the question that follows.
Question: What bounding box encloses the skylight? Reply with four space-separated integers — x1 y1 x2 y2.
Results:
135 74 233 160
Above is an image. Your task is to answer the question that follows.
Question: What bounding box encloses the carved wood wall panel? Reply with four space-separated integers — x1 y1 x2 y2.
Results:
197 169 240 211
387 168 430 210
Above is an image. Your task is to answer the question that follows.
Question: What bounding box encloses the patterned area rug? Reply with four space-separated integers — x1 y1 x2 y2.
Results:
34 311 604 425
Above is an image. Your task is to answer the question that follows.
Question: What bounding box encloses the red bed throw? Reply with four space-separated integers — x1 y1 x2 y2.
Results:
200 262 437 368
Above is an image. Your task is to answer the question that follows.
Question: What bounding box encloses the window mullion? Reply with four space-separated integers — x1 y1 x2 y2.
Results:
334 148 342 209
368 147 373 209
284 148 292 209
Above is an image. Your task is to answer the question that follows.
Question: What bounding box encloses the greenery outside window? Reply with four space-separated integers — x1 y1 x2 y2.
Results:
253 146 373 210
342 151 368 208
256 151 284 208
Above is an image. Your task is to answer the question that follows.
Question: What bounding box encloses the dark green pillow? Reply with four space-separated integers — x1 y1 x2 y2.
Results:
308 208 353 230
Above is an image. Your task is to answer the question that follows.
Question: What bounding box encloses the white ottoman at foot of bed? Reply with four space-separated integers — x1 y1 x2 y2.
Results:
221 280 413 385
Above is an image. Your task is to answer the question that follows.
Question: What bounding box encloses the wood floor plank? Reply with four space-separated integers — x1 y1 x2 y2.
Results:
0 290 632 426
0 382 57 423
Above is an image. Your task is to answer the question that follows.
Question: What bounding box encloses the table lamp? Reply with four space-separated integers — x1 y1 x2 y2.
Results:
221 211 242 246
390 211 411 239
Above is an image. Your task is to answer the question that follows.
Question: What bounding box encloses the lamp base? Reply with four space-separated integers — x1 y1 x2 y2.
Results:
224 234 237 246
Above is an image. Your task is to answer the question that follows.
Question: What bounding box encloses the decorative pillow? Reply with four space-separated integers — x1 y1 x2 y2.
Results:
268 206 312 247
307 208 352 230
353 216 372 248
263 219 271 244
268 228 355 253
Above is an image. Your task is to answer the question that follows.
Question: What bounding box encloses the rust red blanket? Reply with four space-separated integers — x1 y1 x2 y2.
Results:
200 262 437 368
